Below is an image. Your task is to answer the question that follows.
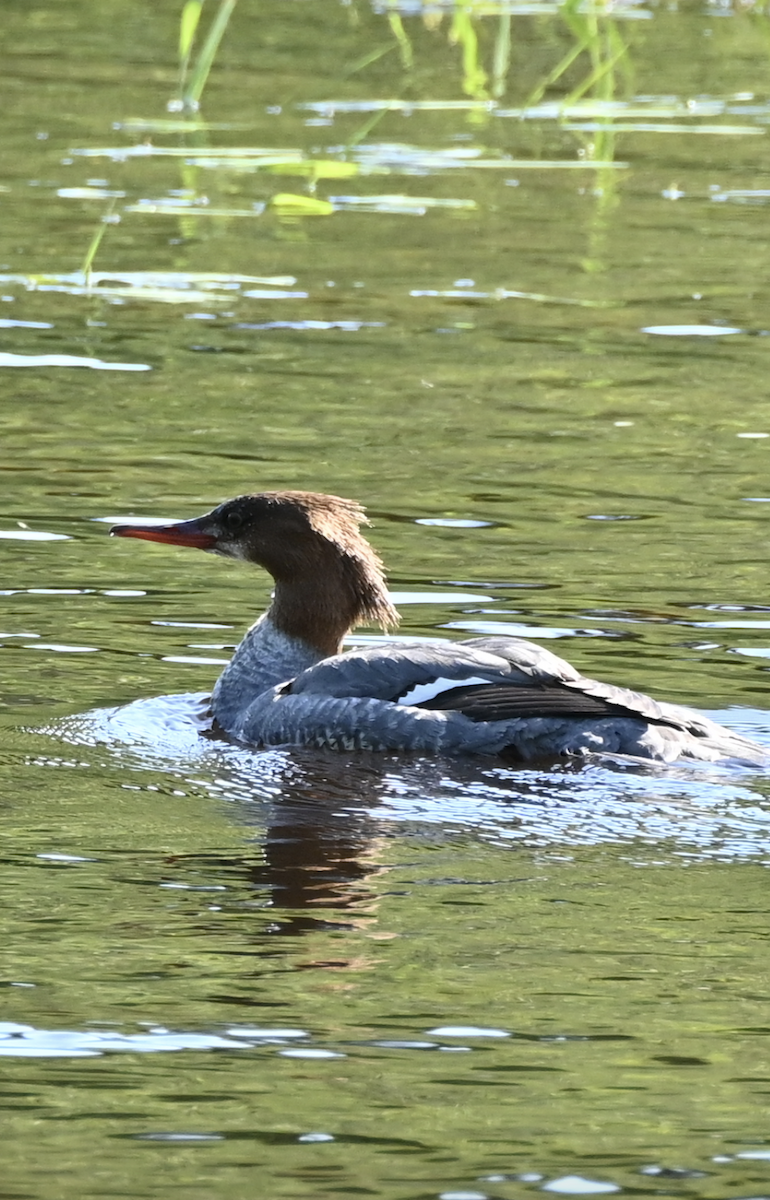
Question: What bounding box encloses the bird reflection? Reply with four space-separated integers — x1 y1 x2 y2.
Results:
170 743 579 939
237 750 391 937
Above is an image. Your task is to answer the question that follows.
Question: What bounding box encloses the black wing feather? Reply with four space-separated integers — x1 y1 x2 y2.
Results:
417 682 656 724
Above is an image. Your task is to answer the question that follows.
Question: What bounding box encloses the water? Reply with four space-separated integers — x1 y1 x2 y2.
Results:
4 0 770 1196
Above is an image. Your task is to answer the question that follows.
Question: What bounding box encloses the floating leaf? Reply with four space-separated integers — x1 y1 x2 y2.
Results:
270 194 335 216
263 160 359 179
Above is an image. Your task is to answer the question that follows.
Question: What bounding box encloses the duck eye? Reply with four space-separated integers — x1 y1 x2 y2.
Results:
224 509 244 532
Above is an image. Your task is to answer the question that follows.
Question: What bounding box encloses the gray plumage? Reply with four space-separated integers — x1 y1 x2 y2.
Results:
217 626 765 763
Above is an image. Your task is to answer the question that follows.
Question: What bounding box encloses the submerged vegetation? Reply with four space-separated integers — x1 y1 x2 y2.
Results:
59 0 652 285
27 0 763 306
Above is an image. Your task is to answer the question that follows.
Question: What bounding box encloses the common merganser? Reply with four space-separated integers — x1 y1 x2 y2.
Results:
110 490 766 764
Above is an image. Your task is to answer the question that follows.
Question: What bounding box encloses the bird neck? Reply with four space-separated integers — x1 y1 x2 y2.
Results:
265 540 398 658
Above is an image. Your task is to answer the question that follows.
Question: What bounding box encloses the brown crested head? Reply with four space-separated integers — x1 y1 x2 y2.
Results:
111 490 399 654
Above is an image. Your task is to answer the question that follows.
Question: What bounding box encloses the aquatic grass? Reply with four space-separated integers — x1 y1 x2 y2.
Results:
501 0 634 271
175 0 238 114
491 12 511 98
519 0 632 115
507 36 585 112
387 12 414 70
344 108 392 150
344 43 404 76
178 0 205 98
79 200 120 289
64 0 764 280
59 0 755 309
562 37 628 111
449 10 489 99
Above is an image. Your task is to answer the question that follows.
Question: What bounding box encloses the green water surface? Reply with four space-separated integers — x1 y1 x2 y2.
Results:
3 1 770 1197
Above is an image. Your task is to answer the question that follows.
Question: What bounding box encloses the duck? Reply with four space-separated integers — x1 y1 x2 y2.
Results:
110 490 766 764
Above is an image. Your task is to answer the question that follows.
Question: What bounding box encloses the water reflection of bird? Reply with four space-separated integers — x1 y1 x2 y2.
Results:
111 490 765 765
206 750 392 940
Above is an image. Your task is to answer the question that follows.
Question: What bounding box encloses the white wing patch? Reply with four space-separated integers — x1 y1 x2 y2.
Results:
397 676 493 707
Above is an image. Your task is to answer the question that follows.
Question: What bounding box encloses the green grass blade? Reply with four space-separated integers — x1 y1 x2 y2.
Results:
80 200 118 286
563 41 627 107
179 0 205 96
491 13 511 100
520 37 589 111
387 13 413 70
180 0 204 60
449 11 488 100
183 0 237 112
345 43 397 75
346 107 389 148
